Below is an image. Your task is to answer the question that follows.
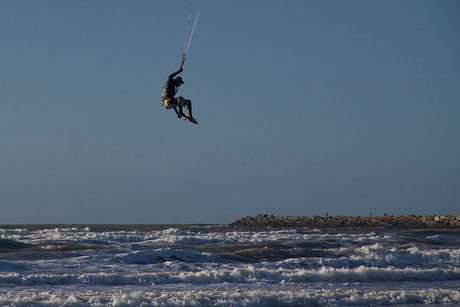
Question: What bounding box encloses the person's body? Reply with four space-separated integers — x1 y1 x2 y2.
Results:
161 67 195 122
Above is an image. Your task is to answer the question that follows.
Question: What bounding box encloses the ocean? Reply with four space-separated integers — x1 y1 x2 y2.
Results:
0 225 459 306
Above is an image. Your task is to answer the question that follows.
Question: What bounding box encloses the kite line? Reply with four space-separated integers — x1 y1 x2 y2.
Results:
180 3 200 69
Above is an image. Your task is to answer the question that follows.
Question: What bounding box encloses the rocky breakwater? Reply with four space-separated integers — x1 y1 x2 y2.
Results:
230 215 460 229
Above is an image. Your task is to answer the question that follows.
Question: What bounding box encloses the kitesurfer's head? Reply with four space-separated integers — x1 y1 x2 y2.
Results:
175 77 184 85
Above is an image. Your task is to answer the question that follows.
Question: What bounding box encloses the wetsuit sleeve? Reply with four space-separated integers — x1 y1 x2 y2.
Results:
168 68 183 80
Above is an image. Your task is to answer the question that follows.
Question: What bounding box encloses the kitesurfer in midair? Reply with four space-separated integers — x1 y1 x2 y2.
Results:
161 4 200 126
161 61 195 123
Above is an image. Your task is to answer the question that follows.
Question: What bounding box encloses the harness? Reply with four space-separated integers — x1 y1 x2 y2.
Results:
162 97 173 109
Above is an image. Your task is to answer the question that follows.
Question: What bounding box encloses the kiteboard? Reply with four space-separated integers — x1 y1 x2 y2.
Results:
181 116 200 127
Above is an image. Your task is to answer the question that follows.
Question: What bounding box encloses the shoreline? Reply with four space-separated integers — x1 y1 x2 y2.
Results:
230 214 460 229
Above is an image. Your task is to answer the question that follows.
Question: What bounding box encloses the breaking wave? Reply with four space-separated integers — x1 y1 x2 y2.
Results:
0 288 459 306
1 225 459 306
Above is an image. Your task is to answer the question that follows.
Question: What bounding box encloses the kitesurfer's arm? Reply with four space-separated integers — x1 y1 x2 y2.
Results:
169 68 183 80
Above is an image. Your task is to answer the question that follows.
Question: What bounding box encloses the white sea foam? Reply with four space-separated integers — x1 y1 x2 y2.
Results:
2 265 459 286
333 243 460 266
0 227 421 247
1 227 327 246
0 287 458 306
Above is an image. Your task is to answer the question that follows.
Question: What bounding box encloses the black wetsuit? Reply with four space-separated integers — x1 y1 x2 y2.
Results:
161 68 194 120
161 69 182 105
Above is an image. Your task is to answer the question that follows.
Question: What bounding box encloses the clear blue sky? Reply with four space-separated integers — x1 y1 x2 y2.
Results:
1 1 459 224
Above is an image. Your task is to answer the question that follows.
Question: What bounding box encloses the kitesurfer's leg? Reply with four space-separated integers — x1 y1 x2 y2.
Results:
174 97 187 118
173 107 181 118
178 106 186 118
185 99 193 119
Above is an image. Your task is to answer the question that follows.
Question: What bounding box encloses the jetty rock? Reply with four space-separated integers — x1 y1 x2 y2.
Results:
230 214 460 229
